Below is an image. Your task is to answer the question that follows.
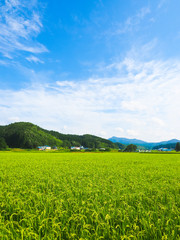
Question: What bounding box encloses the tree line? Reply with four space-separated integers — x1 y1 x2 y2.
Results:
0 122 124 150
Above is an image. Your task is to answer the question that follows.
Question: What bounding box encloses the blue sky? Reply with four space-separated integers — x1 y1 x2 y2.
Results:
0 0 180 141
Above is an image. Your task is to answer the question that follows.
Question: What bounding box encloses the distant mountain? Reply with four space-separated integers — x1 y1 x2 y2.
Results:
109 137 148 145
0 122 121 149
109 137 179 149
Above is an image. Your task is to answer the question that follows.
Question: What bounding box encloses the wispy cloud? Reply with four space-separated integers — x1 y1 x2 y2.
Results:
137 7 151 19
112 6 151 35
26 55 44 64
0 0 47 60
158 0 168 9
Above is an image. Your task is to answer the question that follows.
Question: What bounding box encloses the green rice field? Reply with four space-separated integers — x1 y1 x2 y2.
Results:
0 152 179 239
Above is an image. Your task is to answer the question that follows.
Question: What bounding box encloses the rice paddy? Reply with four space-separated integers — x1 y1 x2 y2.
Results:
0 152 179 239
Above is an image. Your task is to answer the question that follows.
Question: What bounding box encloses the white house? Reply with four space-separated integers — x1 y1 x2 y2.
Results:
38 145 51 151
71 146 81 150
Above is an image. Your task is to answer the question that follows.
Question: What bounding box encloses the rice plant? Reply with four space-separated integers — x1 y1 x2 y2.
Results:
0 152 179 239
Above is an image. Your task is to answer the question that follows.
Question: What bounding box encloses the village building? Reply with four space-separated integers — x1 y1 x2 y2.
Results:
37 145 51 151
71 146 85 150
158 148 171 152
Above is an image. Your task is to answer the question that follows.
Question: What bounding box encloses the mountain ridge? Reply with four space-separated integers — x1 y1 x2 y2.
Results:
109 136 179 149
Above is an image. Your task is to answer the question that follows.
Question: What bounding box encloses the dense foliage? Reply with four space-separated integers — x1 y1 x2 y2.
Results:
175 142 180 151
0 122 63 149
42 129 122 149
152 143 176 150
0 152 179 239
123 144 137 152
0 137 8 150
0 122 122 149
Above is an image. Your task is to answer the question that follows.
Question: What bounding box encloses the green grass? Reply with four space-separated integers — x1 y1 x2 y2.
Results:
0 152 179 239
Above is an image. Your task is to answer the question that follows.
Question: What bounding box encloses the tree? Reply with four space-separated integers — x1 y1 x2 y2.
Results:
175 142 180 152
124 144 137 152
0 137 8 150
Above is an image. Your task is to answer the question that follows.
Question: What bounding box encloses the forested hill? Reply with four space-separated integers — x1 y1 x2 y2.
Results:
41 129 124 149
0 122 123 149
0 122 63 149
152 143 177 150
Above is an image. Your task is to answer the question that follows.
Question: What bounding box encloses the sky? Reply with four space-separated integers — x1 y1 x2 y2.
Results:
0 0 180 142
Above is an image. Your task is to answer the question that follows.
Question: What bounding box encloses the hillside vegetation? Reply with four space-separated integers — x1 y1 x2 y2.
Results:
152 143 176 150
0 122 122 149
0 122 63 148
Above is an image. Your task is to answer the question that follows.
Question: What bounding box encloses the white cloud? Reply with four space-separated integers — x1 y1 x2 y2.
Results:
137 7 151 19
151 117 166 127
0 53 180 141
121 101 146 112
99 131 107 137
8 117 21 122
127 130 139 138
26 55 44 64
0 0 47 59
0 59 9 66
56 81 76 88
115 128 124 133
